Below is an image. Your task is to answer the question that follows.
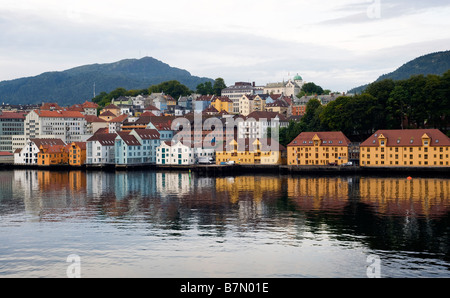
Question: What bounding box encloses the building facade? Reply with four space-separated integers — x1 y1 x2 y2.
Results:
86 133 117 165
359 129 450 167
215 138 286 165
156 140 196 165
287 131 351 166
0 112 26 152
221 82 261 113
14 138 66 165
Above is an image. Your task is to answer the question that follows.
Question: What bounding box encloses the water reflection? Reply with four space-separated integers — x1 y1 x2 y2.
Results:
0 169 449 276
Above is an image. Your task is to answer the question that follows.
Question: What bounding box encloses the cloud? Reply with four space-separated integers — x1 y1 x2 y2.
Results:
0 0 448 93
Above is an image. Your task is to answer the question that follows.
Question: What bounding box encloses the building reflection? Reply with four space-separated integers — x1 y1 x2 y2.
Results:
286 177 350 213
5 170 449 223
359 177 450 219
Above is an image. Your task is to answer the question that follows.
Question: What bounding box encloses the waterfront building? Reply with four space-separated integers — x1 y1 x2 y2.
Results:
359 129 450 167
211 96 233 114
237 111 289 139
287 131 351 166
156 140 196 165
129 129 161 164
14 138 65 165
69 142 87 166
37 143 69 166
86 133 117 165
114 129 160 166
215 138 286 165
16 110 89 148
0 112 26 152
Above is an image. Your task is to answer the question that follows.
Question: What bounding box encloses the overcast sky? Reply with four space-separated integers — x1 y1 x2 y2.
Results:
1 0 449 92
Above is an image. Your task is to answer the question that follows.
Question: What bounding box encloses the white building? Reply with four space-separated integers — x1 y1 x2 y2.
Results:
221 82 262 114
156 140 196 165
237 111 289 139
263 75 305 97
13 109 89 151
14 138 65 165
86 133 117 165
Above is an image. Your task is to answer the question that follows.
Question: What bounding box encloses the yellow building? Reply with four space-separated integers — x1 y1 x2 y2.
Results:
37 144 69 166
216 138 286 165
69 142 87 166
211 96 233 114
287 131 351 166
360 129 450 167
239 95 266 116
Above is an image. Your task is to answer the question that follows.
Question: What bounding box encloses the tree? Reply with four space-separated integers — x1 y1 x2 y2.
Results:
213 78 227 96
301 82 324 95
148 80 192 99
196 81 213 95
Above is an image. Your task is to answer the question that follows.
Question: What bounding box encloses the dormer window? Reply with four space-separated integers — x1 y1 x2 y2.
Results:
380 141 385 146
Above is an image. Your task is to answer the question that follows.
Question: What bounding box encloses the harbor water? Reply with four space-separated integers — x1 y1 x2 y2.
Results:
0 169 449 278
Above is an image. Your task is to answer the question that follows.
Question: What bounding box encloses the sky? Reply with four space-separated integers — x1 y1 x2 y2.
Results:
1 0 449 92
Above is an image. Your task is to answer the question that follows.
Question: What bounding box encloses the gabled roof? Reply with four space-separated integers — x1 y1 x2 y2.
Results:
116 131 141 146
99 110 116 117
70 142 86 150
360 129 450 147
212 96 232 103
30 138 66 147
287 131 351 147
109 114 128 123
84 115 107 123
104 104 120 110
82 101 98 109
245 111 288 121
87 133 117 146
133 129 160 140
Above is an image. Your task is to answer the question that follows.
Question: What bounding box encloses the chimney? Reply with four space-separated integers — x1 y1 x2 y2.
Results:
252 82 255 87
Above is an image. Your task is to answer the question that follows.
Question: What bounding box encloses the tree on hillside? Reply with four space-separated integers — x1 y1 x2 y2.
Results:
148 80 192 99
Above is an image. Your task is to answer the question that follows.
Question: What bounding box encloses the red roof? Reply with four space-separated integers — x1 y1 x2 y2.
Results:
360 129 450 147
84 115 106 122
288 131 351 147
34 110 85 118
0 112 26 119
109 114 128 123
82 101 98 108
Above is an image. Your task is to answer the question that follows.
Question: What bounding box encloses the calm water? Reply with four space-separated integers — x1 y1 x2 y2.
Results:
0 169 449 278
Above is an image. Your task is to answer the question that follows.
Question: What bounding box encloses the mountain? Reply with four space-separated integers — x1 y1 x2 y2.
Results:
348 50 450 94
0 57 214 106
